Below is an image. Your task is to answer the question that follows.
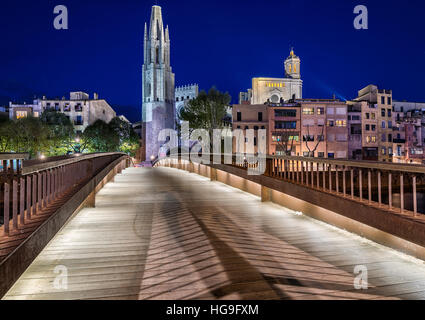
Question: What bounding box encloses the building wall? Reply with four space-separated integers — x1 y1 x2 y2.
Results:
232 104 268 154
268 103 301 156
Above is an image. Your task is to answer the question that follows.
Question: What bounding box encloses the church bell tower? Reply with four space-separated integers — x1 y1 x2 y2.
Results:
142 5 175 161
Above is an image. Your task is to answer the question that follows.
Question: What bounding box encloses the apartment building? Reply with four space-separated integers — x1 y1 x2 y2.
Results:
298 99 348 158
354 85 393 161
347 101 363 160
9 92 116 134
269 102 301 156
232 104 268 154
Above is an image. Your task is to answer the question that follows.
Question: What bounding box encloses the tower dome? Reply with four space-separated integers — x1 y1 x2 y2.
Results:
284 48 301 79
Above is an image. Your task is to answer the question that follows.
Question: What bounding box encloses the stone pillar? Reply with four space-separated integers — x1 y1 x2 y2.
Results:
85 190 96 208
210 167 217 181
261 186 272 202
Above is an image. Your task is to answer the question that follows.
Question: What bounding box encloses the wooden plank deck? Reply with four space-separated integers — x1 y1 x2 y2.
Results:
3 166 425 300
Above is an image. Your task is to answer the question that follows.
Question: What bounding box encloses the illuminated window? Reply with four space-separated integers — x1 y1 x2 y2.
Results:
16 111 28 119
335 120 347 127
302 108 314 115
294 65 297 73
371 136 376 143
317 107 324 115
289 65 292 73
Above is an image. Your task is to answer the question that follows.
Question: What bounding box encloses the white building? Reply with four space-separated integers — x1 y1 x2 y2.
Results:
240 49 303 105
175 84 199 121
9 91 116 134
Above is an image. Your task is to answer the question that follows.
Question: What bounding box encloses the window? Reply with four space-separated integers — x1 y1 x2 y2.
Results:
275 109 297 117
387 109 392 117
388 121 392 129
328 153 335 159
336 108 346 115
327 108 334 115
237 112 241 121
327 120 334 127
16 111 28 119
335 120 346 127
382 147 386 155
381 109 386 117
317 135 324 141
389 147 393 156
381 121 386 129
317 107 324 115
176 97 179 102
254 126 259 131
371 136 376 143
381 96 385 105
388 97 392 105
318 152 324 158
275 121 297 129
382 134 386 142
365 124 370 131
365 113 370 120
258 112 263 121
303 108 314 115
388 134 392 142
303 135 314 142
55 103 60 111
371 113 376 120
371 125 376 131
33 112 39 117
64 104 71 112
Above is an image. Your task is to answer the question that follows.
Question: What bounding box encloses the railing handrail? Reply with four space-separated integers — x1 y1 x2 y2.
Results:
161 152 425 175
0 153 29 161
22 152 128 175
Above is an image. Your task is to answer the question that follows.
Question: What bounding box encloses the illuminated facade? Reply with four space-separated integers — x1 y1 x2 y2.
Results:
142 5 175 160
239 49 303 105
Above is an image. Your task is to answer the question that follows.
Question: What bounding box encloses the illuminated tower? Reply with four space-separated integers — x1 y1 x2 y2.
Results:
142 5 175 161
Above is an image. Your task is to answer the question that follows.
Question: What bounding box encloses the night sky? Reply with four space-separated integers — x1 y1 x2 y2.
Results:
0 0 424 123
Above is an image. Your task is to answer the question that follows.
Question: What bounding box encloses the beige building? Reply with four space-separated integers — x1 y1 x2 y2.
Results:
232 104 268 154
355 85 393 161
300 99 348 159
9 91 117 134
239 49 303 105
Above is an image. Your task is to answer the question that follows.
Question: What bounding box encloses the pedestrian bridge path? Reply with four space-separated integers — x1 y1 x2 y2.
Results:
4 167 425 300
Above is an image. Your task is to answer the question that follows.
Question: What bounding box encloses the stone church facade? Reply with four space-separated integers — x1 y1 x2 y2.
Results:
142 5 175 160
240 49 303 105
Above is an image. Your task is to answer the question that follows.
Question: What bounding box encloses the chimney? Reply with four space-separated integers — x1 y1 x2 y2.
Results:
94 93 99 100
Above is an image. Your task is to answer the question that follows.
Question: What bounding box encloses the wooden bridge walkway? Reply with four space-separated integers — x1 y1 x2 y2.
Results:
4 167 425 300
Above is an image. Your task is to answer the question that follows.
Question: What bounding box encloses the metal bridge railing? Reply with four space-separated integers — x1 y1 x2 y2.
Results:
0 153 130 236
156 153 425 217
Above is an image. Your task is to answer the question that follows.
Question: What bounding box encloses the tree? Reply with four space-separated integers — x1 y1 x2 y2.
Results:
109 117 140 156
40 110 76 155
81 120 120 153
12 117 50 157
302 125 324 157
274 131 298 156
179 87 231 151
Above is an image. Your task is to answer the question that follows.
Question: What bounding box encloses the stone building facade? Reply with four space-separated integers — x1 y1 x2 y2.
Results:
240 49 303 105
9 91 116 134
142 5 175 161
175 84 199 122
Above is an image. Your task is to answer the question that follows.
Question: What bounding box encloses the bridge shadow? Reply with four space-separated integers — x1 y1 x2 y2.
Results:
136 168 390 300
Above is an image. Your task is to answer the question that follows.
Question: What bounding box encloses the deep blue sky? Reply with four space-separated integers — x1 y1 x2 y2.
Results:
1 0 424 123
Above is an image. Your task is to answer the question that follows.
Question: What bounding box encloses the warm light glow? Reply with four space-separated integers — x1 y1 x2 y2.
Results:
150 155 155 161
